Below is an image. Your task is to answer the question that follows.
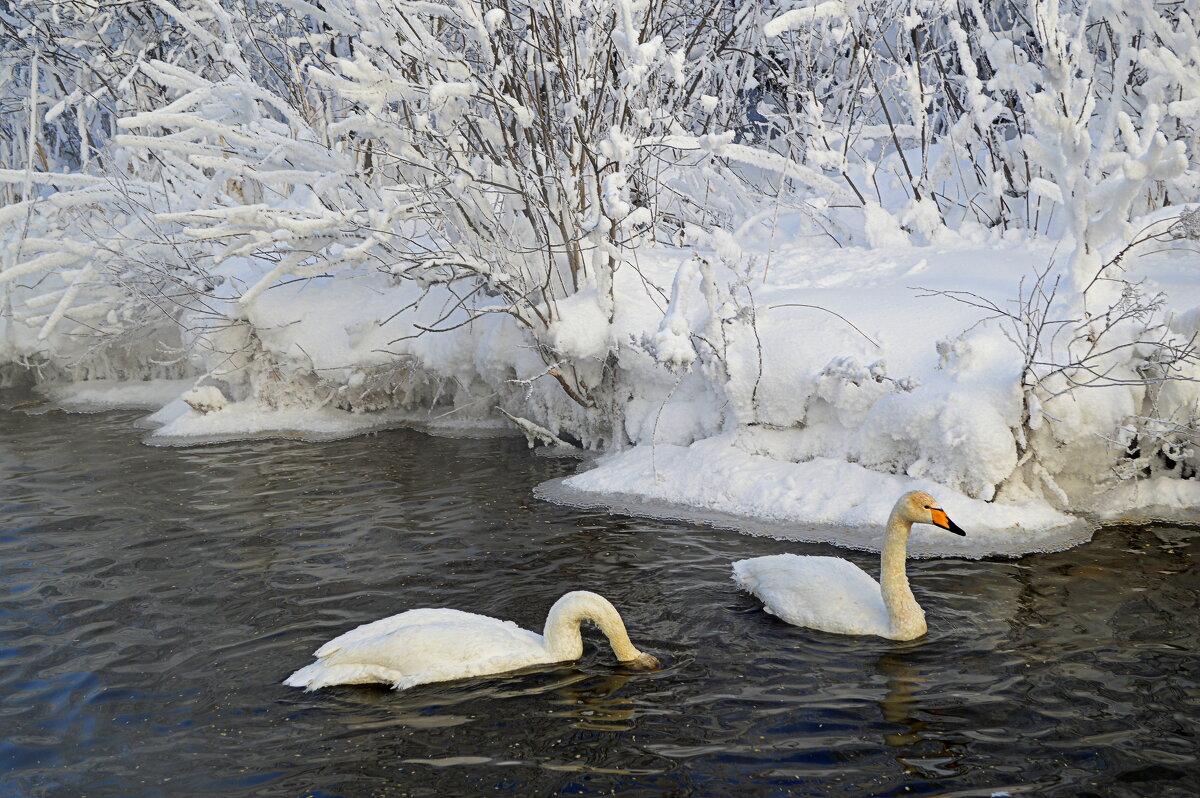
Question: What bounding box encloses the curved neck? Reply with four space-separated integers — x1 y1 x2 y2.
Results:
542 591 644 662
880 507 925 638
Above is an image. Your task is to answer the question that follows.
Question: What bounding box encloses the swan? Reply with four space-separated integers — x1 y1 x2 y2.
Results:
284 590 660 691
731 490 965 641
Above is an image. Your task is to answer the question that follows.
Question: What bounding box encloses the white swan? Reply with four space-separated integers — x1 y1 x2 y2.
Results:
732 491 965 641
284 590 660 691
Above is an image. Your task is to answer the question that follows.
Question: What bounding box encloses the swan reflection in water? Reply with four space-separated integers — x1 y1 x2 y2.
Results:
877 651 928 747
875 652 964 777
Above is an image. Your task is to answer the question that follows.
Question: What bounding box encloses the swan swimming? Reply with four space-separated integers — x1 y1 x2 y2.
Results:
732 491 966 641
284 590 660 691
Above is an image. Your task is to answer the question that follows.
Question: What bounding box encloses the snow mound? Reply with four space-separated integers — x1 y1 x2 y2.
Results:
139 396 514 446
37 379 194 411
141 397 417 446
536 435 1094 559
1087 480 1200 527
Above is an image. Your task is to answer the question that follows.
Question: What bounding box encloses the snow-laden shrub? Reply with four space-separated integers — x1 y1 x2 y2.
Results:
754 0 1200 245
0 0 294 381
43 0 809 439
1 1 222 182
923 235 1200 507
0 169 205 381
285 0 779 408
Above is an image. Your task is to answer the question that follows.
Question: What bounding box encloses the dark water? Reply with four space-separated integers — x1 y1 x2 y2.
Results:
1 408 1198 798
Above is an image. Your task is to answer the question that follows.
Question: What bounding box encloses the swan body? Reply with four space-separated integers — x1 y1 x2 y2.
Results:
732 491 965 641
284 590 659 691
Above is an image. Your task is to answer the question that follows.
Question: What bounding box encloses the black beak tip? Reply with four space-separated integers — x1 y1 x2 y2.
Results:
947 518 967 536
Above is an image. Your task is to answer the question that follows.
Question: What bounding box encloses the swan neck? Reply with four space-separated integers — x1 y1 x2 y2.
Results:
880 508 925 638
542 591 644 662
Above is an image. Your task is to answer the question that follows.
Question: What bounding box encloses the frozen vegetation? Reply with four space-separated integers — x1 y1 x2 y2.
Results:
2 0 1199 555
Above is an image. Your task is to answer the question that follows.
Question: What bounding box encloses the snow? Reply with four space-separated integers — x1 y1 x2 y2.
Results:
180 384 229 414
37 379 194 411
861 201 910 248
537 437 1091 559
547 288 611 361
141 397 423 446
764 2 847 38
1086 479 1200 526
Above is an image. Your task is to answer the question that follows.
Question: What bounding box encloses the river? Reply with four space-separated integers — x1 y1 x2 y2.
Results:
1 406 1197 796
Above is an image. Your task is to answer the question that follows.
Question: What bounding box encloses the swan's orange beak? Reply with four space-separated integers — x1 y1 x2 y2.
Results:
930 508 966 536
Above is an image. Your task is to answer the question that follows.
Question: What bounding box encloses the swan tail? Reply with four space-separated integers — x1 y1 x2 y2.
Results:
283 662 327 691
284 661 409 691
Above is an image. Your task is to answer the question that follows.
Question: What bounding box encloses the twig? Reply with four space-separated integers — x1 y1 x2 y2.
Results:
768 303 880 349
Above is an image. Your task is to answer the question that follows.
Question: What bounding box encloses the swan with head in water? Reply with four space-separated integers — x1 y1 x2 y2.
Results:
732 491 966 641
284 590 660 691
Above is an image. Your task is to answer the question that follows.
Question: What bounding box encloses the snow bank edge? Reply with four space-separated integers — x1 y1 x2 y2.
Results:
535 476 1097 560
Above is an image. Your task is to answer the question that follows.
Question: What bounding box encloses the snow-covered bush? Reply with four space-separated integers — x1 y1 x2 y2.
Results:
0 171 201 381
0 0 284 378
290 0 777 408
754 0 1200 244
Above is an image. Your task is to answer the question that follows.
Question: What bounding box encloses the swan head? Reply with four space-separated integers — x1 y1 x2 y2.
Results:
623 651 661 670
544 591 662 669
899 490 966 536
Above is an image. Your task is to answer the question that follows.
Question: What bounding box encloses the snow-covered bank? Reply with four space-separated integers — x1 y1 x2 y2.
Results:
140 398 422 446
4 0 1200 556
37 379 193 411
9 230 1200 554
137 397 514 447
538 431 1199 559
553 437 1087 557
1086 480 1200 527
537 438 1133 560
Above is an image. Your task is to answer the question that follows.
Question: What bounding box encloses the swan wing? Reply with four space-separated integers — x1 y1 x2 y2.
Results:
286 608 553 690
733 554 891 637
313 607 469 657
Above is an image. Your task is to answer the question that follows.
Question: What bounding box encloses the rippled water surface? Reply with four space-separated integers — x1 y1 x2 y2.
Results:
2 406 1198 797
